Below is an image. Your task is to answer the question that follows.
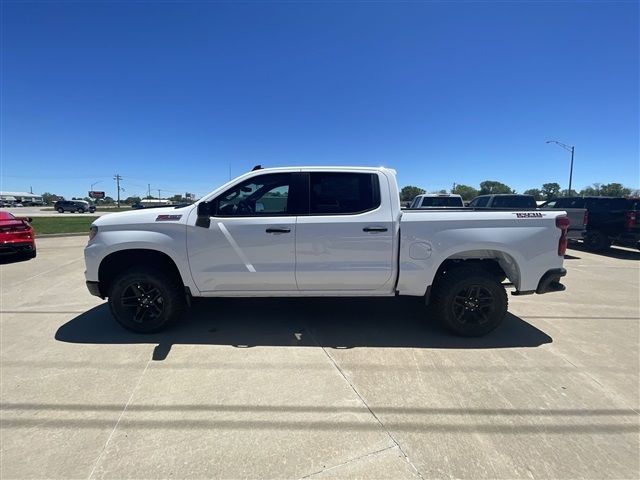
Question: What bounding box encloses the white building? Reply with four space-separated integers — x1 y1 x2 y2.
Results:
0 191 45 205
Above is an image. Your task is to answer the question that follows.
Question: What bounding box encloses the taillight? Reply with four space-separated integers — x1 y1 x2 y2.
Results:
556 216 570 256
625 211 636 230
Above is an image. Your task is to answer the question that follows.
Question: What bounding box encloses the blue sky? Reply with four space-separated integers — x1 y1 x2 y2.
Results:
1 1 638 199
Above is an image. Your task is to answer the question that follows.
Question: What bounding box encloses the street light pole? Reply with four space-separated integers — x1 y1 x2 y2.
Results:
568 146 574 194
546 140 575 194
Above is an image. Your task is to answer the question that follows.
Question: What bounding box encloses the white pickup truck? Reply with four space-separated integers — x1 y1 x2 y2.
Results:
85 166 569 336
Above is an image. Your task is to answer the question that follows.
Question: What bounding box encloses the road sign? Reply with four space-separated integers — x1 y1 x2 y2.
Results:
89 191 105 199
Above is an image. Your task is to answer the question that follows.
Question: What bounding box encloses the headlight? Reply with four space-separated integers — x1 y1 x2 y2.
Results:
88 225 98 241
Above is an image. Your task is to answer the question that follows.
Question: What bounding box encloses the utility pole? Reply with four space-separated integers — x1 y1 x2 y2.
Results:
114 174 123 208
452 182 456 194
148 184 151 198
158 189 161 201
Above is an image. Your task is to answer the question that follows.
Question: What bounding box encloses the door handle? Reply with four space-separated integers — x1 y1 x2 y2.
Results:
363 226 388 233
266 227 291 234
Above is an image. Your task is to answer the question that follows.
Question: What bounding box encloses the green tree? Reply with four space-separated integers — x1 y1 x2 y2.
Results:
40 192 58 205
541 182 561 201
579 184 601 196
560 189 578 197
169 194 184 203
124 196 141 204
452 184 479 200
400 185 426 202
479 180 515 195
523 188 543 200
599 183 631 197
103 196 115 204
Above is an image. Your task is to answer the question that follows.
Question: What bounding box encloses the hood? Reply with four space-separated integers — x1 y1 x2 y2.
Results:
93 205 195 227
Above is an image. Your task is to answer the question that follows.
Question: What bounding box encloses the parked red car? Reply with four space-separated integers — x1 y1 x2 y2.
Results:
0 211 36 260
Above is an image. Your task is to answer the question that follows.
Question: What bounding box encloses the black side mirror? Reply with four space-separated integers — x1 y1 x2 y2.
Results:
196 202 212 228
197 202 210 217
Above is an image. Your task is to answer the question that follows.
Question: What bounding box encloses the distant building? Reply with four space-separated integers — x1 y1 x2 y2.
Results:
0 191 44 205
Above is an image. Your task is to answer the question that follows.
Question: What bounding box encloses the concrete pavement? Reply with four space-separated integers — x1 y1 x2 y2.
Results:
1 237 638 479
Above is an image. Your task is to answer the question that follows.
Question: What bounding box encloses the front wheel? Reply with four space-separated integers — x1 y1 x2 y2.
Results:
108 267 186 333
57 208 64 213
430 266 508 336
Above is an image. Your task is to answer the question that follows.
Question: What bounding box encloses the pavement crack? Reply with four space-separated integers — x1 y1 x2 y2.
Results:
305 328 425 480
86 358 152 479
299 445 397 479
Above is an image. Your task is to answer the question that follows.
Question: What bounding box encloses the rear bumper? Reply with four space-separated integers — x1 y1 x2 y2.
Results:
512 268 567 296
86 281 103 298
536 268 567 294
0 241 36 256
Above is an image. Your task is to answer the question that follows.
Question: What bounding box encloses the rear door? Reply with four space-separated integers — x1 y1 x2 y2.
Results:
295 171 395 291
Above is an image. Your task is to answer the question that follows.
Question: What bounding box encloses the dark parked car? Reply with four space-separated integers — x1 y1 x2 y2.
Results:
54 200 96 213
468 194 538 209
550 197 639 251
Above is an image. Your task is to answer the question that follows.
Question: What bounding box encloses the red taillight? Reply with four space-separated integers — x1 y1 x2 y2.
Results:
556 216 570 256
625 211 636 230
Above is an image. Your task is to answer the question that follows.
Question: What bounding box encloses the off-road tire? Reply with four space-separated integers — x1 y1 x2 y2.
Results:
108 266 186 333
431 266 508 337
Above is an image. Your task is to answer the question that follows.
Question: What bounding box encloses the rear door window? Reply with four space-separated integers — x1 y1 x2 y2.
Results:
491 196 536 208
470 197 489 207
309 173 380 215
420 197 463 207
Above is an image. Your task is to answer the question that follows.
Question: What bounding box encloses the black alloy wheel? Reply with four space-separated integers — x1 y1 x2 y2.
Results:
451 284 495 326
120 281 165 325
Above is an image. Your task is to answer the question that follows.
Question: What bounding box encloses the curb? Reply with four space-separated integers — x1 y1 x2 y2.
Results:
37 232 88 238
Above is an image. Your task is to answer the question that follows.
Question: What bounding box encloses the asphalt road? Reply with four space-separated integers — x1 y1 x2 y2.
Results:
1 238 638 479
4 206 113 217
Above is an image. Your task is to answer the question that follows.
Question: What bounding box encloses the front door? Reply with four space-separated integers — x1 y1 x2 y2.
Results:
295 171 395 291
187 172 298 292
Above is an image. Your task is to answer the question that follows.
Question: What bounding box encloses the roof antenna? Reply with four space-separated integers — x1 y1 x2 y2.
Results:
251 165 263 171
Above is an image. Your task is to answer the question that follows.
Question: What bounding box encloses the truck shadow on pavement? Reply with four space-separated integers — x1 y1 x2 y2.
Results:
56 297 552 360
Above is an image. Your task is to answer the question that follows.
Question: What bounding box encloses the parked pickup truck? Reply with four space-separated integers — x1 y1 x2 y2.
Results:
85 167 569 337
469 195 587 241
544 196 639 251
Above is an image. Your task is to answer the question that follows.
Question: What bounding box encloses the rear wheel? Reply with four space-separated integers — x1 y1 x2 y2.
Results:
77 208 85 213
108 267 185 333
430 266 508 336
57 208 64 213
584 230 610 251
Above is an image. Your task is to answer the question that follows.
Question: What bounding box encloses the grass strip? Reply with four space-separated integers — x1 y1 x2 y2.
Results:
30 216 99 235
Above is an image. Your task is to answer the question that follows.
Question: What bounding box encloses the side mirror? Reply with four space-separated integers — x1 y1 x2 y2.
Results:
197 202 211 217
196 202 212 228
